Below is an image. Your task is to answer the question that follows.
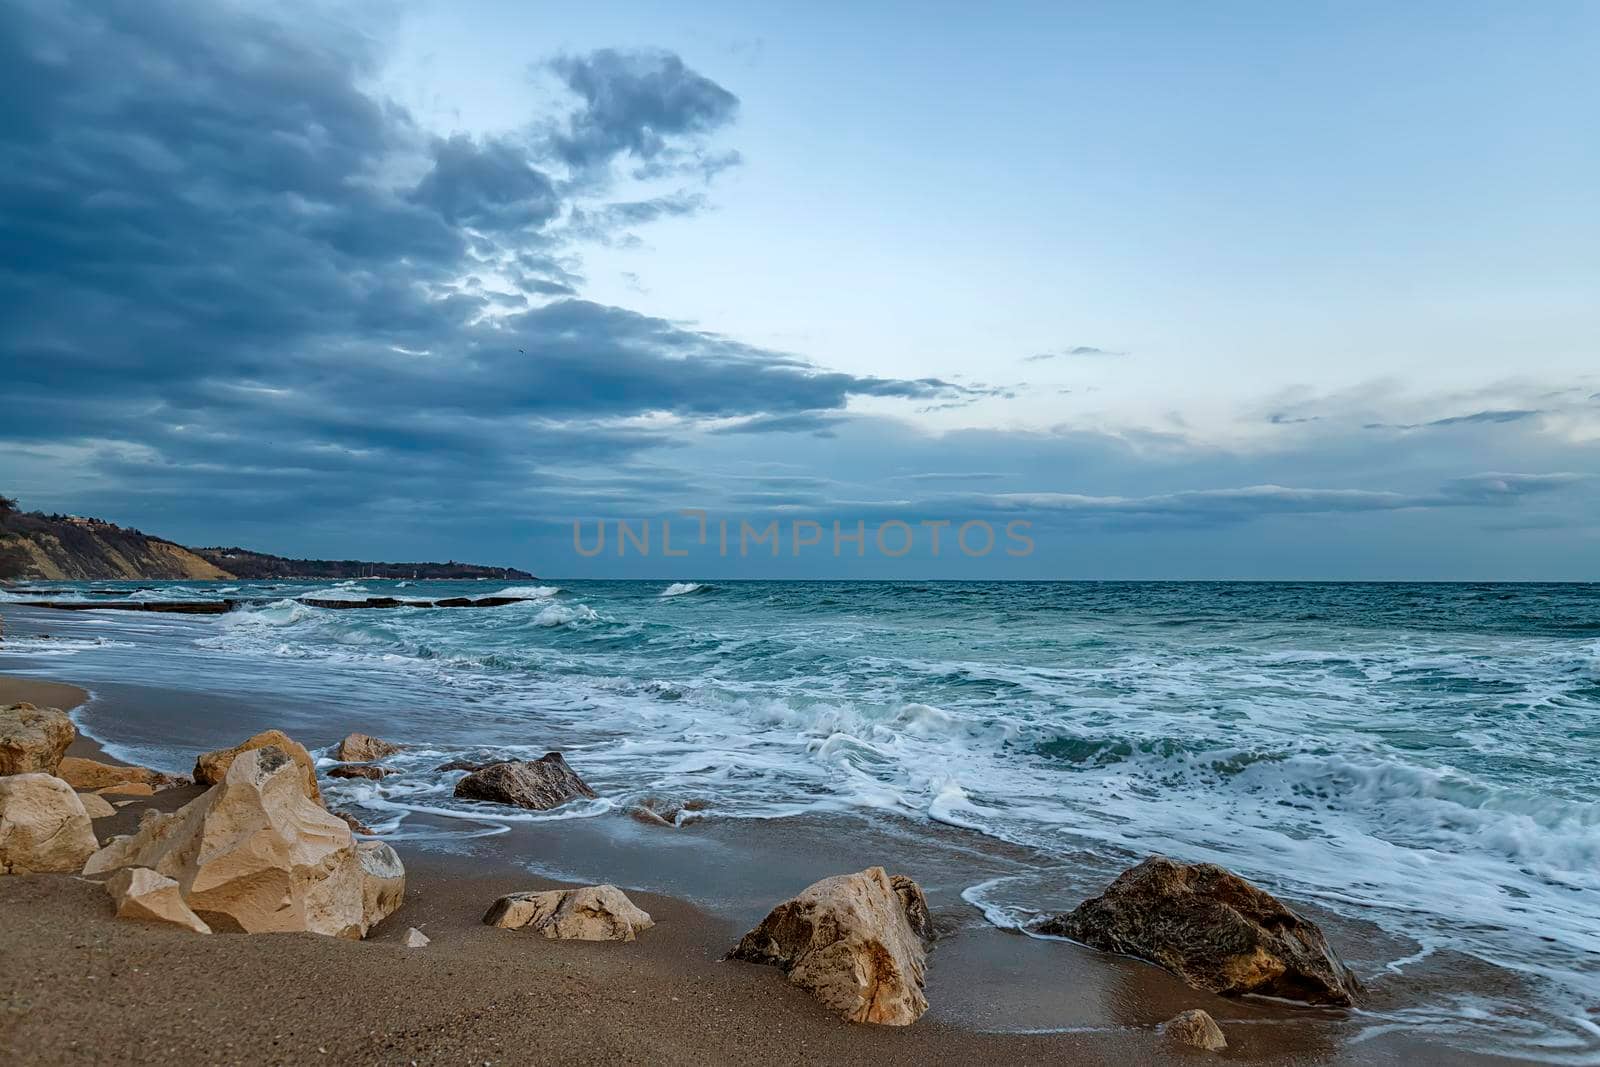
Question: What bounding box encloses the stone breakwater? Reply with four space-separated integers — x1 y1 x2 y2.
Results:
10 593 548 614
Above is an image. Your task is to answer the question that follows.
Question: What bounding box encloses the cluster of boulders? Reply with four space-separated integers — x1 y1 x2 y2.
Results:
0 703 404 941
1 701 148 875
5 700 1365 1048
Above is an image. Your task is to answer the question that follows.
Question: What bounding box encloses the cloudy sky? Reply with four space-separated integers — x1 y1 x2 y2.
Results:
2 0 1596 579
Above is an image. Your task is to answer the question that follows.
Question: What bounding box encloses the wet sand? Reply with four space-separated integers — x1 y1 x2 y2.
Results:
0 673 1523 1065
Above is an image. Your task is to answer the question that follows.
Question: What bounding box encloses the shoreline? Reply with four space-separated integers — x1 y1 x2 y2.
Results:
0 668 1529 1064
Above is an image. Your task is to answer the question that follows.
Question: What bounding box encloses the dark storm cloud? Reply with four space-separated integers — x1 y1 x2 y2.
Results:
546 49 741 175
0 0 958 532
410 134 561 231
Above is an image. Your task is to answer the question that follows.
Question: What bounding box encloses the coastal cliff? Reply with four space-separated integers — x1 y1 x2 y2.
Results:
0 497 532 582
0 508 229 582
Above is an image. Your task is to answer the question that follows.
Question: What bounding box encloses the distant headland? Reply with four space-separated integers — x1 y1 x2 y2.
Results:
0 495 533 582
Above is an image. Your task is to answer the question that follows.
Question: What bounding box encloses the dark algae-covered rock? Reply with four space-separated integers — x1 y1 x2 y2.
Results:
1033 855 1362 1006
452 752 597 810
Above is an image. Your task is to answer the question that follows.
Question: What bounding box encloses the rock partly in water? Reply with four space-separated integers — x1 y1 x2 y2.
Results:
483 884 654 942
725 867 934 1026
333 733 403 762
84 746 402 938
1032 856 1362 1006
453 753 597 810
106 867 212 934
627 795 710 827
434 758 488 773
193 729 322 805
403 927 431 948
335 811 376 835
77 792 117 819
1 773 100 874
0 702 75 775
1162 1009 1227 1052
325 763 393 781
58 756 186 793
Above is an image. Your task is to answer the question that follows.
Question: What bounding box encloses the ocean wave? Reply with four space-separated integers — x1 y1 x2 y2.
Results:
660 581 709 597
494 585 562 599
13 578 1600 1060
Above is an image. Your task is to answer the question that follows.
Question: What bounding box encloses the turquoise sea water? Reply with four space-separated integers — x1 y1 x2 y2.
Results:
3 579 1597 1059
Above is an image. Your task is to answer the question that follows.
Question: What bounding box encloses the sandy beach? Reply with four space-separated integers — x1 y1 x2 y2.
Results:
0 669 1531 1066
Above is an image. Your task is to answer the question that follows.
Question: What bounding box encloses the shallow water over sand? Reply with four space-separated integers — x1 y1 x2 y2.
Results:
3 579 1597 1060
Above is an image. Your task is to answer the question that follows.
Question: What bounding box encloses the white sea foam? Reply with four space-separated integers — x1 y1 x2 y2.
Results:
660 581 706 597
494 585 562 599
9 579 1598 1059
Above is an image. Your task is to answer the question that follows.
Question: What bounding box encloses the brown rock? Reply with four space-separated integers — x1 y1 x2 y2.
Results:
453 753 597 810
435 758 488 773
58 756 185 793
96 782 155 797
726 867 933 1026
483 885 654 941
0 702 75 775
84 746 401 938
334 732 403 762
77 792 117 819
1032 856 1362 1006
335 811 375 835
105 867 211 934
627 795 709 827
326 763 393 780
0 773 99 874
1163 1009 1227 1052
193 729 322 804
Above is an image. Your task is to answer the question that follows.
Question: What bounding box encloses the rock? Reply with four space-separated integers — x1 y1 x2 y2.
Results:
627 795 709 827
454 753 597 810
325 763 393 780
335 811 375 835
58 756 185 793
404 927 430 948
106 867 211 934
334 732 403 762
96 782 155 797
434 758 489 773
77 792 117 819
193 729 322 804
1032 856 1362 1006
84 746 401 938
357 839 405 932
0 773 99 874
1163 1009 1227 1052
725 867 933 1026
483 884 654 942
0 702 75 775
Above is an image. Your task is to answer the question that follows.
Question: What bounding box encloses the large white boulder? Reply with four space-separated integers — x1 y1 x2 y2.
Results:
0 703 75 775
84 746 402 938
106 867 212 934
192 730 322 804
0 772 99 874
726 867 934 1026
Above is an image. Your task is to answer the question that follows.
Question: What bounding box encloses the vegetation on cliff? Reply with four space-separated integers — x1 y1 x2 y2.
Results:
0 496 532 582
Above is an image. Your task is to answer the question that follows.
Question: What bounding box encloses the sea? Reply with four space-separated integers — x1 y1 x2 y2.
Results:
2 579 1597 1061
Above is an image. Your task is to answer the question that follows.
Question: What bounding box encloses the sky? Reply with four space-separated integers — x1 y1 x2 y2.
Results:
1 0 1597 579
